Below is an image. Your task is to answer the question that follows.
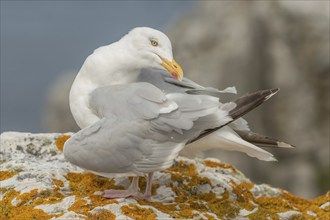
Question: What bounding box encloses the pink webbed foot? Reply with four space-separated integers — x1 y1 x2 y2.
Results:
103 189 137 198
131 193 152 201
103 176 139 199
103 172 154 200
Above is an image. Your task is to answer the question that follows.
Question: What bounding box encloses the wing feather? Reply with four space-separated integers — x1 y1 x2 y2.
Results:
65 82 238 175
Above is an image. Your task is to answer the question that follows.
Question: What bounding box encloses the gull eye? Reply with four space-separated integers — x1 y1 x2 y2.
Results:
150 39 158 47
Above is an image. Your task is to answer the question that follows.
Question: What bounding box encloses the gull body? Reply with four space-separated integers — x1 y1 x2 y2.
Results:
64 27 292 199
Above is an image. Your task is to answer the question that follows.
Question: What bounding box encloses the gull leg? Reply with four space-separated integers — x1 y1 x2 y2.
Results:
103 176 139 198
133 172 153 200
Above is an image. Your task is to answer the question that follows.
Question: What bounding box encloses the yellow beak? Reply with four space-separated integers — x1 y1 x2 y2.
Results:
160 57 183 81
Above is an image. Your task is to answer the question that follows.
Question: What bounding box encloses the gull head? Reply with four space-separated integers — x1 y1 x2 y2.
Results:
122 27 183 81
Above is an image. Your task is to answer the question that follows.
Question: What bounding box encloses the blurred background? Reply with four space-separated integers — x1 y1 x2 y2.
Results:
1 1 329 199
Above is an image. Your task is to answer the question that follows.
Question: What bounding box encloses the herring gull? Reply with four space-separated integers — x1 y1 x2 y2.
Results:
64 27 293 199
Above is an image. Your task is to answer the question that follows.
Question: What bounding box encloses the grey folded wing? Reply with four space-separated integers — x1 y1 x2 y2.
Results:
64 82 234 175
137 68 237 95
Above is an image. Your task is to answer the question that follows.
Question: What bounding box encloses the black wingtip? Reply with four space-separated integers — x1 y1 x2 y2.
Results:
234 129 295 149
264 88 280 101
229 88 280 120
187 88 281 144
271 88 280 93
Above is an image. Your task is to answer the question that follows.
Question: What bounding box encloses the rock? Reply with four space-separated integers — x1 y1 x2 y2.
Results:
1 132 329 219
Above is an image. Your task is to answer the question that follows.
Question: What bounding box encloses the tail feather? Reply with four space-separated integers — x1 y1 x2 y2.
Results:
188 88 279 144
183 127 277 161
235 130 295 149
181 88 283 160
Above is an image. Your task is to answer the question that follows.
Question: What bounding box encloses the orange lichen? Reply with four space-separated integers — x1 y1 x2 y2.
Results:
138 200 177 217
68 199 88 215
55 134 71 152
121 204 157 220
0 171 18 181
248 190 330 219
312 191 330 212
16 189 39 206
1 188 6 194
52 178 64 187
0 174 66 219
1 172 121 219
64 172 123 198
230 180 255 210
206 190 241 219
2 171 125 219
166 160 196 176
87 194 118 207
87 209 116 220
64 172 119 217
178 208 197 218
164 161 211 205
0 189 57 220
140 160 329 219
279 190 330 219
33 188 65 205
205 159 238 173
203 213 217 220
139 161 241 219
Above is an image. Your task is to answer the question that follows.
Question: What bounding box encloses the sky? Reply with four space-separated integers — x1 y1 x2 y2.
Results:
0 1 194 132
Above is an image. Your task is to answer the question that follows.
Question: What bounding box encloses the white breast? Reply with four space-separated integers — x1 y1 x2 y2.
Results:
69 75 100 129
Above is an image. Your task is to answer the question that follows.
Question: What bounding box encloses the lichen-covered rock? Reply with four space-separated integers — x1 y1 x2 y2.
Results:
1 132 329 219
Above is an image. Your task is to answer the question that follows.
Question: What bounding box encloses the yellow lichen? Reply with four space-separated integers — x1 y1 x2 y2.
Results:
64 172 123 198
312 191 330 212
55 134 71 152
87 209 116 220
1 171 121 219
247 190 330 219
138 200 177 217
68 199 88 215
121 204 157 220
207 190 241 219
0 189 57 220
230 180 256 211
64 172 119 217
52 178 64 187
0 175 66 219
16 189 39 206
205 159 238 173
1 188 6 194
33 188 65 205
203 213 217 220
139 160 329 219
0 171 18 181
139 161 241 219
139 161 205 218
178 208 197 218
280 190 330 219
250 196 294 219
